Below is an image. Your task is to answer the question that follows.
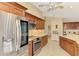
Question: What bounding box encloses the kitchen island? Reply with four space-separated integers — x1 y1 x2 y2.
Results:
59 34 79 56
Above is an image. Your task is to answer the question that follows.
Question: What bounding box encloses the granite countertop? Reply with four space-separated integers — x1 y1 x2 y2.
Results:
29 34 47 41
29 36 38 41
62 34 79 44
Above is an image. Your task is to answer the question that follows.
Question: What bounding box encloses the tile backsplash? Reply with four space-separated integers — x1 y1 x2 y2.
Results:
28 29 46 37
64 29 79 35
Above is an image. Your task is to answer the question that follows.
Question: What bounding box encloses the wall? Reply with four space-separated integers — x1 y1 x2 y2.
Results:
44 17 51 36
45 17 64 41
17 2 44 19
64 18 79 22
29 29 46 37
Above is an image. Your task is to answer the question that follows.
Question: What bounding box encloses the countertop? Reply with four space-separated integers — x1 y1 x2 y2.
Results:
62 34 79 44
29 34 47 41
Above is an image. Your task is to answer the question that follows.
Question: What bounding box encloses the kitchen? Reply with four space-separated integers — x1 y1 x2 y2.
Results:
0 2 79 56
0 2 47 56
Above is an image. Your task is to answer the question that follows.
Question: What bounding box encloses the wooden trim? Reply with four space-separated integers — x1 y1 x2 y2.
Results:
0 2 27 10
25 12 45 21
8 2 27 10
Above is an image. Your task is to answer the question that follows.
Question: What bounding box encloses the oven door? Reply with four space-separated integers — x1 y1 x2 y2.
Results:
33 38 41 55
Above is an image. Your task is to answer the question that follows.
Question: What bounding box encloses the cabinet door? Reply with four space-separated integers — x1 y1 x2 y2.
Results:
41 36 45 48
42 20 45 29
36 19 40 29
41 38 44 48
25 12 35 23
64 22 79 29
28 40 33 56
67 43 75 56
41 36 48 48
36 19 45 29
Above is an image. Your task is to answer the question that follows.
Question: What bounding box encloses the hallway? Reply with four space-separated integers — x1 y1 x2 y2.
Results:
36 40 70 56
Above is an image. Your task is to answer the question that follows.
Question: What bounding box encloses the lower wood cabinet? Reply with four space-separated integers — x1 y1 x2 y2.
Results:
28 40 33 56
41 35 48 48
59 36 79 56
28 35 48 56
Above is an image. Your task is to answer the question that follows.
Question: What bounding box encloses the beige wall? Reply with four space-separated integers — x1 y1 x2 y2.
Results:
64 18 79 22
45 17 64 41
17 2 44 19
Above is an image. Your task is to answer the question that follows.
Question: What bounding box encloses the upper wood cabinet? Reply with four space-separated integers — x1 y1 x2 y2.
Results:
25 12 35 23
63 22 79 29
10 6 25 16
0 2 27 16
0 3 10 12
36 18 45 29
41 35 48 48
25 12 45 29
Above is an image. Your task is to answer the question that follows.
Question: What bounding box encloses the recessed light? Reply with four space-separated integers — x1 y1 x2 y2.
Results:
70 6 73 8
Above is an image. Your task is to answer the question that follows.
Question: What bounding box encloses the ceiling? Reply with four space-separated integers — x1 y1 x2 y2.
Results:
32 2 79 20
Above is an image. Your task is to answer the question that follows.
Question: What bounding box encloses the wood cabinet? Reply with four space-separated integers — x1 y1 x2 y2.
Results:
0 3 10 12
36 19 45 29
41 35 48 48
10 7 24 16
25 12 35 23
63 22 79 29
25 12 45 29
0 2 27 16
28 40 33 56
59 36 79 56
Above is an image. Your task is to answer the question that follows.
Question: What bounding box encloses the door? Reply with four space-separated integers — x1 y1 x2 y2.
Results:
48 25 51 37
20 20 28 47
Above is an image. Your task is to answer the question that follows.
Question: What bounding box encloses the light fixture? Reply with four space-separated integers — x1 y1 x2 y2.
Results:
70 6 73 8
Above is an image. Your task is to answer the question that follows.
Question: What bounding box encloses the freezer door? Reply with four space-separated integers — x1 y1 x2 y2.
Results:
0 11 9 55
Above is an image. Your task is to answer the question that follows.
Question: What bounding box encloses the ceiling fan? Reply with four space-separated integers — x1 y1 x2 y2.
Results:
38 2 64 11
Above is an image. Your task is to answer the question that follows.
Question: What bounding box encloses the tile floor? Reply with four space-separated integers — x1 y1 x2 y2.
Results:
36 40 70 56
4 45 28 56
6 39 70 56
